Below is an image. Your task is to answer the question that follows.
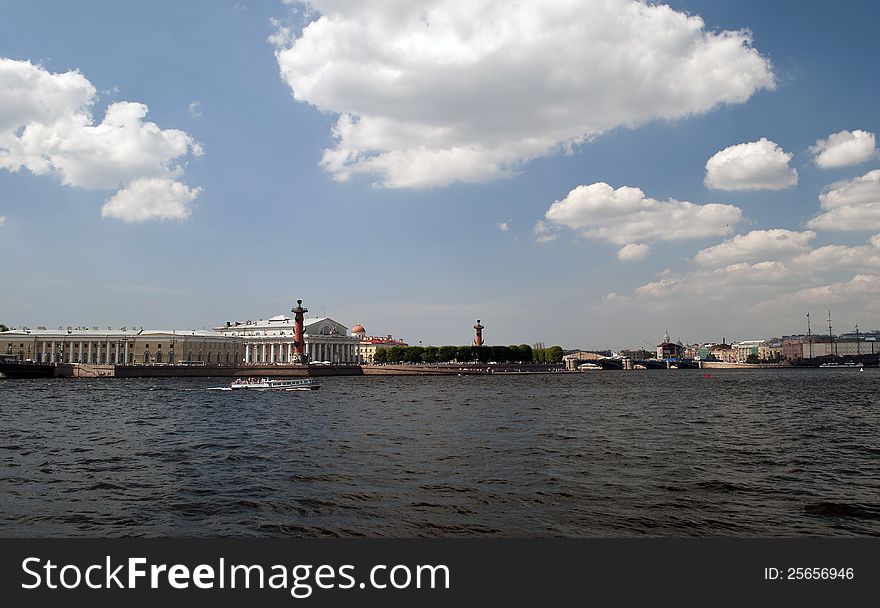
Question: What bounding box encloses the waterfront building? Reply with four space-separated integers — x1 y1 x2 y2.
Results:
708 342 736 363
351 325 408 363
732 340 764 363
801 337 879 359
0 327 240 365
215 315 360 363
656 330 684 360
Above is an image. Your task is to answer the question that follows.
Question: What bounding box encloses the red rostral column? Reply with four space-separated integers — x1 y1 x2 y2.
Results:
473 319 484 347
292 299 307 360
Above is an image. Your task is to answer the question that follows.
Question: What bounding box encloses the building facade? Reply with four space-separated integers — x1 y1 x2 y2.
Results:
215 315 360 363
0 327 240 365
351 325 408 363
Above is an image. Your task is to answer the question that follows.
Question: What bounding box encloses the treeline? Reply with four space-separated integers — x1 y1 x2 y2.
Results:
372 344 564 364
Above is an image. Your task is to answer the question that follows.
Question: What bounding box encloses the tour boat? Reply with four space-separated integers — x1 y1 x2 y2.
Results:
230 377 321 391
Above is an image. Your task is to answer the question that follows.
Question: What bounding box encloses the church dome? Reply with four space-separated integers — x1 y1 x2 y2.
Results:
352 324 366 335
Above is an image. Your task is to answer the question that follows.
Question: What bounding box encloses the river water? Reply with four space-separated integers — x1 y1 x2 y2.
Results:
1 369 878 537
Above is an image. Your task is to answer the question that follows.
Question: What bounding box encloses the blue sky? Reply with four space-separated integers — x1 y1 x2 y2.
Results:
2 0 880 349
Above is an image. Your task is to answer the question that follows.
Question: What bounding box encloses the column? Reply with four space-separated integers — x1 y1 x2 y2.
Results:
271 343 275 363
123 341 129 365
287 343 293 362
106 338 111 364
41 341 46 363
78 341 83 363
50 340 56 363
245 343 250 363
115 341 119 364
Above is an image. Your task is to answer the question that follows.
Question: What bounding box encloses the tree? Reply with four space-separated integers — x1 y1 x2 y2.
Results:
456 345 474 362
438 346 457 362
475 345 492 363
0 324 8 333
492 345 510 363
746 353 759 364
404 346 423 363
373 349 388 364
423 346 439 363
387 346 407 363
547 345 564 364
518 344 533 362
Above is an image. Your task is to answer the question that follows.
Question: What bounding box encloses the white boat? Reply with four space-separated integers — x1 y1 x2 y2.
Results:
577 362 602 371
230 377 321 391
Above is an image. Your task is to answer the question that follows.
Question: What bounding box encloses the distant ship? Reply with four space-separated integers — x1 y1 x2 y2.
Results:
0 355 55 379
793 353 879 368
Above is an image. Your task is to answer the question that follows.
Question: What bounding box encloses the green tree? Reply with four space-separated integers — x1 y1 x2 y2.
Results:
438 346 457 362
518 344 533 362
547 345 564 364
404 346 424 363
0 324 8 332
423 346 439 363
475 345 493 363
373 349 388 364
387 346 407 363
746 353 759 364
492 345 510 363
456 345 475 362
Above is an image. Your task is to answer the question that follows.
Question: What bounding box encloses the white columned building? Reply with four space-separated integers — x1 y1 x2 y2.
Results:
215 314 359 364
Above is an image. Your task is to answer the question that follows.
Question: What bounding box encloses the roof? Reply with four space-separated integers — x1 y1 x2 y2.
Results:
0 328 227 339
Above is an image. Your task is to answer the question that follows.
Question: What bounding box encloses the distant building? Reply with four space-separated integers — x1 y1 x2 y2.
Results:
708 342 735 363
351 325 408 363
656 330 684 361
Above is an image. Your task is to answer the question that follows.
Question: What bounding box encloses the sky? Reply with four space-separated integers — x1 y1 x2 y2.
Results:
2 0 880 350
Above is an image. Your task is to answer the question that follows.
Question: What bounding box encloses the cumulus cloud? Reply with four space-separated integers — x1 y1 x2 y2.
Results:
533 220 558 244
617 243 650 262
497 220 510 232
274 0 774 188
635 261 796 300
541 182 741 246
791 234 880 272
695 229 815 266
787 274 880 303
704 138 797 191
810 129 877 169
807 170 880 231
0 58 202 221
101 178 202 223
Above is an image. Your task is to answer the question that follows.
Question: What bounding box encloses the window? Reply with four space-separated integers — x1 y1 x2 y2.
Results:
143 351 150 364
198 352 203 362
168 350 175 363
155 351 163 363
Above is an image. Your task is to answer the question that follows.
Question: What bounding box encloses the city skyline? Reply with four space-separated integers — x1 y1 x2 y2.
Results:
2 1 880 347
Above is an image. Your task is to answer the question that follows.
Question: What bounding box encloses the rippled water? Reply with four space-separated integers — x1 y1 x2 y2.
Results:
1 370 879 537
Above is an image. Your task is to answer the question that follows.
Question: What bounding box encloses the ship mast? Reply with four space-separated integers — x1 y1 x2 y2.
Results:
827 310 834 356
806 312 812 359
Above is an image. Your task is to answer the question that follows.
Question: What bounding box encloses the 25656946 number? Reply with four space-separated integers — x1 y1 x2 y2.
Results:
787 567 854 580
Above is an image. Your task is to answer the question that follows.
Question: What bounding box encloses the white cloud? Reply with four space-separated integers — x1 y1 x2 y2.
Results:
791 234 880 272
0 216 5 226
617 243 650 262
807 170 880 231
533 220 558 244
635 261 796 300
695 229 815 266
541 182 741 246
704 138 797 191
275 0 774 188
810 129 877 169
188 100 202 117
0 58 202 221
101 177 201 223
787 274 880 303
497 220 510 232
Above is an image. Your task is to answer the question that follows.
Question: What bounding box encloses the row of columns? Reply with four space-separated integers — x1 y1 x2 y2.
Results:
38 339 131 364
242 341 359 364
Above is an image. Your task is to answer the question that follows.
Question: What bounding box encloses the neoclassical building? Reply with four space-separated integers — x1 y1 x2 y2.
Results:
215 315 360 364
1 314 361 365
351 324 408 363
0 327 241 365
